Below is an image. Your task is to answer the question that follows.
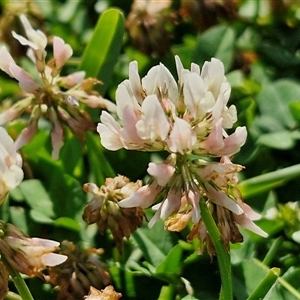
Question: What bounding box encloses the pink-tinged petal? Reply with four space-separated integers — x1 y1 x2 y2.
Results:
3 165 24 190
142 63 178 104
183 72 206 119
148 191 182 228
42 253 68 267
118 182 162 208
0 97 33 125
9 63 39 93
204 118 224 153
175 55 184 85
97 111 123 151
129 61 143 104
62 71 85 87
53 36 73 70
204 182 244 215
220 126 247 156
12 31 39 50
0 127 15 155
190 62 200 74
237 200 261 221
51 121 64 160
121 105 142 143
15 121 38 150
234 213 268 237
167 117 196 154
0 46 16 77
201 58 225 99
31 237 60 248
17 14 47 50
116 80 140 119
147 162 175 186
187 187 201 222
136 94 170 142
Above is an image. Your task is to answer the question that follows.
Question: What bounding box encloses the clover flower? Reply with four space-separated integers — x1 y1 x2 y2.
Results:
83 176 144 251
98 56 267 254
47 241 111 300
0 222 67 277
0 14 115 159
0 127 23 205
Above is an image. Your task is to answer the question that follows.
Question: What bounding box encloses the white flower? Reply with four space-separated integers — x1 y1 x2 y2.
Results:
0 127 23 204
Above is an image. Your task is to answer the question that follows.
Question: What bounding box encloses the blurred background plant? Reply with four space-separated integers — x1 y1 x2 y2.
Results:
2 0 300 299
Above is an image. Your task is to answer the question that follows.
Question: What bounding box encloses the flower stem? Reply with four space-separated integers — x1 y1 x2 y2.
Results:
2 257 34 300
199 198 232 300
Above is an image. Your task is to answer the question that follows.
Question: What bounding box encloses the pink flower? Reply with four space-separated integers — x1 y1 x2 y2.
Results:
97 111 124 151
53 36 73 70
118 182 163 209
203 118 247 156
204 182 244 215
167 117 196 154
0 47 39 93
147 161 175 186
234 200 268 237
135 94 170 142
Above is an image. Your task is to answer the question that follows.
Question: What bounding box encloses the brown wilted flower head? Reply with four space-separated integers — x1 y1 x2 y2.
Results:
0 221 67 277
83 175 144 251
126 0 177 56
0 261 9 300
0 14 116 159
84 286 122 300
47 241 111 300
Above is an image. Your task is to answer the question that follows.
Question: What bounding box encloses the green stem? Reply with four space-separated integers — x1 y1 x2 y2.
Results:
2 257 34 300
246 267 280 300
199 199 232 300
263 236 284 266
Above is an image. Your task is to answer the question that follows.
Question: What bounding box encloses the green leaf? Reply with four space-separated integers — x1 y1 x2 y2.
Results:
79 8 125 95
19 180 55 219
238 163 300 198
290 101 300 123
265 267 300 300
53 217 81 231
256 80 300 130
30 210 54 224
257 131 296 150
155 244 183 279
247 267 280 300
132 228 166 268
192 24 236 72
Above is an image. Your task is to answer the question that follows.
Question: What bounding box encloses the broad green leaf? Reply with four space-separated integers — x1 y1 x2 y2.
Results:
30 210 54 224
192 24 235 72
258 43 300 68
53 217 81 231
9 206 29 235
155 244 183 278
290 101 300 123
19 179 55 219
238 163 300 198
256 80 300 130
79 8 125 95
132 228 166 268
257 131 296 150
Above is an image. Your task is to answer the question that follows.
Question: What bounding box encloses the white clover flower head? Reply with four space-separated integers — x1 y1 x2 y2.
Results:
99 55 266 251
0 14 112 159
